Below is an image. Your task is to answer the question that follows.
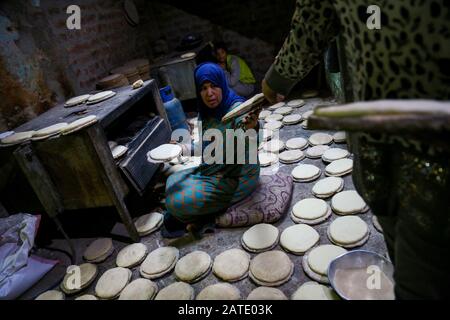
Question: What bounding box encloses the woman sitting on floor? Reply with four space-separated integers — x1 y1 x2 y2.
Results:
162 62 261 238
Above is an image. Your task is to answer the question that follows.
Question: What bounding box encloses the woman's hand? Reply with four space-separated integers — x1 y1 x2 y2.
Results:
242 108 261 130
262 79 285 104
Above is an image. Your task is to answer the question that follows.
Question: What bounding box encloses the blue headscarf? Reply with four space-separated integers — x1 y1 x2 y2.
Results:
194 62 244 120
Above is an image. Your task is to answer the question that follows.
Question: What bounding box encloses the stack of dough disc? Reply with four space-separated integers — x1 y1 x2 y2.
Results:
155 282 195 300
32 123 68 141
285 137 308 150
213 249 250 282
249 250 293 286
280 224 320 255
291 164 321 182
372 215 383 233
0 131 35 145
196 283 241 300
110 65 141 83
118 278 158 300
83 238 114 263
140 246 179 279
258 110 272 120
97 74 129 90
263 120 283 131
62 115 98 135
60 263 98 295
262 139 284 153
302 110 313 120
325 158 353 176
112 145 128 160
322 148 349 162
282 114 302 125
75 294 98 300
278 149 305 164
312 177 344 198
261 129 274 141
268 102 285 111
87 90 116 104
273 106 293 115
302 245 347 284
287 99 305 108
116 243 148 268
308 133 333 146
95 267 132 299
328 216 370 248
241 223 279 253
134 212 163 236
258 152 278 167
291 198 331 225
35 290 65 300
333 131 347 143
301 90 318 98
305 145 330 159
64 94 91 107
291 281 339 300
331 190 369 215
247 287 288 300
264 113 283 122
175 251 212 283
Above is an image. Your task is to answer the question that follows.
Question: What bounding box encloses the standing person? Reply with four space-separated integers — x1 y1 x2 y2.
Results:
262 0 450 299
214 41 256 98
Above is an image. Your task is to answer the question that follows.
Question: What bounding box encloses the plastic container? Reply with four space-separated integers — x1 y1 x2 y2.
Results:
159 85 189 131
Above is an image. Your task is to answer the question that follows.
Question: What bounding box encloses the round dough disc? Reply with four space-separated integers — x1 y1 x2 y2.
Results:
273 106 293 115
34 123 68 137
278 149 304 163
261 129 274 141
258 152 278 167
181 52 196 59
292 198 328 220
312 177 344 198
287 99 305 108
308 245 347 276
134 212 163 236
325 158 353 176
292 281 339 300
118 278 158 300
83 238 114 262
75 294 98 300
61 263 98 294
265 113 283 122
140 246 179 278
1 131 35 145
331 190 368 215
175 251 212 283
95 267 131 299
329 216 368 245
64 94 91 107
280 224 320 254
149 144 182 161
213 248 250 282
282 114 302 125
87 90 116 104
263 120 283 131
291 164 321 182
35 290 65 300
305 145 330 158
62 115 98 134
112 145 128 159
242 223 279 252
322 148 349 162
268 102 285 110
249 250 293 286
116 243 148 268
285 137 308 150
259 110 272 120
196 283 240 300
155 282 194 300
262 139 285 153
333 131 346 143
308 133 333 146
247 287 288 300
302 110 313 119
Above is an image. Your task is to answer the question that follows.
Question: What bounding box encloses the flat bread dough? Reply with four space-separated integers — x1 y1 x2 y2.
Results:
61 263 98 294
181 52 196 59
264 113 283 122
291 164 321 182
87 90 116 104
312 177 344 198
155 282 195 300
282 114 302 125
75 294 98 300
83 238 114 263
196 283 241 300
263 120 283 131
292 198 328 220
134 212 163 236
333 131 347 143
285 137 308 150
116 243 148 268
292 281 340 300
34 123 68 138
328 216 369 246
247 287 288 300
262 139 284 153
308 132 333 146
322 148 349 162
213 248 250 282
307 245 347 276
1 131 35 145
273 106 293 115
305 145 330 159
112 145 128 159
325 158 353 177
64 94 91 107
149 144 182 162
95 267 132 299
258 152 278 167
221 93 265 122
62 115 98 135
331 190 369 215
249 250 293 286
118 278 158 300
287 99 306 108
280 224 320 255
140 246 179 279
175 251 212 283
268 102 285 110
241 224 279 252
258 110 272 120
35 290 65 300
278 149 304 164
302 110 313 119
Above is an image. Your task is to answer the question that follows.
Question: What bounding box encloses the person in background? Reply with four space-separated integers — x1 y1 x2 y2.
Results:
262 0 450 299
214 41 256 98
